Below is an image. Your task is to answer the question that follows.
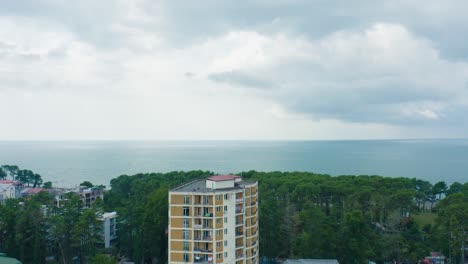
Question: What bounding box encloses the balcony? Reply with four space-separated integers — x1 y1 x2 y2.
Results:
235 231 243 237
193 224 202 229
235 220 243 226
235 243 243 248
194 248 213 253
236 198 243 203
235 208 243 214
236 253 244 259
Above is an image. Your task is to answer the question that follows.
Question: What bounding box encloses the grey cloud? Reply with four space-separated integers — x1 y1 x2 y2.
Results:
209 70 274 89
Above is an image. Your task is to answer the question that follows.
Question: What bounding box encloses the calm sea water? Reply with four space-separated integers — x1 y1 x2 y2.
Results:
0 140 466 187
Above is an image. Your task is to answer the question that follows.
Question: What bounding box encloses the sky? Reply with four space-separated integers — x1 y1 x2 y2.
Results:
1 0 468 140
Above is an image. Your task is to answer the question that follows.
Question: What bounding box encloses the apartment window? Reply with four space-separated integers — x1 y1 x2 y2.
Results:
216 218 221 224
224 240 228 246
183 253 189 262
224 205 227 212
217 253 222 259
183 218 189 228
224 228 227 235
216 206 221 212
183 241 189 251
224 252 228 258
183 230 189 239
203 196 209 204
216 195 221 201
183 195 190 204
183 207 190 216
216 241 221 248
216 230 221 236
224 217 227 223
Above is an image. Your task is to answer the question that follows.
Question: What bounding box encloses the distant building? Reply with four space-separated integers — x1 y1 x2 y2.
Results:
0 183 16 201
78 186 104 207
283 259 339 264
168 175 259 264
21 187 46 196
99 211 118 249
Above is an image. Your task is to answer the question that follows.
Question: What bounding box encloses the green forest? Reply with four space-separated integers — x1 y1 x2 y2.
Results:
1 170 467 264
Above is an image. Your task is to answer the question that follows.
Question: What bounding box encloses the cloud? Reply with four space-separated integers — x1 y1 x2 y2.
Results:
202 24 468 125
209 70 274 89
1 1 468 139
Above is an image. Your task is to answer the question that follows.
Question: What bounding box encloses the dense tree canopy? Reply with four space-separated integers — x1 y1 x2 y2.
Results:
1 169 466 264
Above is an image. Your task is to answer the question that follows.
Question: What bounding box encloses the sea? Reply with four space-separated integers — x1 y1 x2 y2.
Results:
0 140 467 187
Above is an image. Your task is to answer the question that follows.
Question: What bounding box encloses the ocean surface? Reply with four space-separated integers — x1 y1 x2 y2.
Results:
0 140 467 187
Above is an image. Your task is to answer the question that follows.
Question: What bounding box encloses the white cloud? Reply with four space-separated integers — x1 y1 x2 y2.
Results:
1 1 468 140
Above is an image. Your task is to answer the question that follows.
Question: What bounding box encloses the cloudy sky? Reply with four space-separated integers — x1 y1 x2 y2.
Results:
1 0 468 140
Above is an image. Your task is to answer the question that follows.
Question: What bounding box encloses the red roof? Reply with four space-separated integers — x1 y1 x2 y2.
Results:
0 180 19 185
207 175 241 181
23 188 45 194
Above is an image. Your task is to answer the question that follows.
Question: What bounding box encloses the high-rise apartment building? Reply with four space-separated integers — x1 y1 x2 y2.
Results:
168 175 258 264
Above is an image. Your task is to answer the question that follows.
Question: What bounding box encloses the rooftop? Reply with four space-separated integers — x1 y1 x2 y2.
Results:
207 175 241 181
0 180 19 185
171 177 256 193
0 253 22 264
21 188 45 194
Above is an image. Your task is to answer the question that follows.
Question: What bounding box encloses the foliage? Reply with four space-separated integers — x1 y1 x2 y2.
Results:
80 181 94 188
91 254 117 264
1 168 466 264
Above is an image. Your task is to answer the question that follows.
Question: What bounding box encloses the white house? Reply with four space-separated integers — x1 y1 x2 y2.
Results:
0 183 16 200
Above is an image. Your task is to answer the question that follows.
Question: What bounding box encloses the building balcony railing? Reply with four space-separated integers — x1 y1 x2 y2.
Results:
236 198 243 203
235 220 243 226
235 232 243 237
236 243 243 248
236 253 244 259
193 224 202 229
235 209 243 214
194 248 213 253
194 236 212 241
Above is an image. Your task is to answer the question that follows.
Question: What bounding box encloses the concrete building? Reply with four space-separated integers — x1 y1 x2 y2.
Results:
99 211 118 249
168 175 258 264
78 186 104 208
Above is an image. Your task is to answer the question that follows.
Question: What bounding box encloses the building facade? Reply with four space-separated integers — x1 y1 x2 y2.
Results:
99 211 118 249
168 175 258 264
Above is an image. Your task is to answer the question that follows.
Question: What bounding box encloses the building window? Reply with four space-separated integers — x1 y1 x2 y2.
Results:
183 230 189 239
184 195 190 204
216 206 221 212
216 195 221 201
183 207 190 216
216 218 221 224
216 241 221 248
224 205 227 212
217 253 222 259
216 230 221 236
203 196 209 204
183 253 189 262
224 217 227 223
225 252 228 258
183 241 189 251
224 240 228 246
224 194 229 200
224 228 227 235
183 218 189 228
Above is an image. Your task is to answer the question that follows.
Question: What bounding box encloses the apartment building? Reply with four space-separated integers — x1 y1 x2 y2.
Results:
168 175 258 264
